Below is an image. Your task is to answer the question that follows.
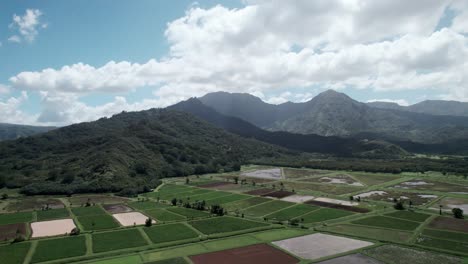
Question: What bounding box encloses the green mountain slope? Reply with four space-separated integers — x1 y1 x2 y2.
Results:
0 123 55 141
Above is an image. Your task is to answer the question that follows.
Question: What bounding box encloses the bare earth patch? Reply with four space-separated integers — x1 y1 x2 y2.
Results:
0 223 27 240
314 197 359 206
262 190 294 199
430 197 468 215
112 212 155 226
273 233 373 260
103 204 133 214
354 191 387 199
31 218 76 238
281 195 315 203
241 168 282 179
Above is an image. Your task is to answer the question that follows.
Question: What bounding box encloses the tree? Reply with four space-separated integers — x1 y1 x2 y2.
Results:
349 196 354 201
1 193 7 200
439 205 443 215
233 176 239 184
185 177 190 184
171 198 177 206
394 200 405 210
452 208 464 219
70 227 80 236
145 217 153 227
210 205 224 216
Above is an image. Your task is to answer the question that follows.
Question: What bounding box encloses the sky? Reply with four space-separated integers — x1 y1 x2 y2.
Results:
1 0 468 126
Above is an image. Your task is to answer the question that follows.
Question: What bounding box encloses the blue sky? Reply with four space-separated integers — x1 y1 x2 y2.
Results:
1 0 468 125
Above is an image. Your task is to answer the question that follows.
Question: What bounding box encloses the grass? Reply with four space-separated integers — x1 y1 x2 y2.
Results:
321 224 413 243
143 223 199 244
92 229 148 253
250 228 312 242
264 204 318 221
242 200 294 217
183 191 231 201
223 197 271 211
422 229 468 243
36 208 70 221
0 211 32 225
351 216 421 231
166 207 210 218
71 206 107 216
298 208 354 223
144 209 186 222
384 211 431 222
76 214 120 231
0 242 31 264
351 173 400 185
204 194 251 206
31 236 87 263
364 244 462 264
88 255 142 264
416 236 468 254
146 257 188 264
128 201 169 210
189 216 268 235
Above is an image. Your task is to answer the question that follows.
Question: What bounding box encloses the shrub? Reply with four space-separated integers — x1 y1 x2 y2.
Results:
452 208 464 219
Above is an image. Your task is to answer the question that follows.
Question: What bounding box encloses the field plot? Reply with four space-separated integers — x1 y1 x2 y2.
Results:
391 179 468 193
265 204 318 221
305 200 369 213
205 193 250 206
198 182 237 189
148 257 188 264
273 233 373 260
262 190 294 199
422 229 468 243
315 253 381 264
112 212 154 226
364 244 462 264
92 229 148 253
223 197 271 211
0 223 27 240
190 244 298 264
283 168 330 179
166 207 210 218
128 201 169 210
416 236 468 254
384 211 430 222
245 188 275 195
351 173 400 186
0 242 30 264
321 224 412 243
36 208 69 221
31 218 76 238
242 200 294 217
353 190 437 205
143 208 185 222
301 174 364 186
281 194 315 203
143 223 199 244
283 181 363 195
76 215 119 231
351 216 421 231
71 206 107 216
68 195 129 206
314 197 359 206
6 198 64 212
430 197 468 214
428 216 468 233
103 204 133 214
298 208 354 223
31 236 86 263
241 168 282 179
0 211 32 225
189 216 268 235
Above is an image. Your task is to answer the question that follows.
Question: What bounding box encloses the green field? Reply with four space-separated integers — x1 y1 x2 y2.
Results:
146 257 188 264
0 242 30 264
36 208 70 221
223 197 271 211
143 223 199 244
352 216 421 231
422 229 468 243
264 204 318 221
77 214 120 231
92 229 148 253
189 216 268 235
204 194 250 206
0 211 32 225
416 236 468 254
71 206 107 216
351 173 400 185
128 201 170 210
89 255 142 264
384 211 431 222
31 236 86 263
321 224 413 243
144 209 186 222
242 200 294 217
298 208 354 223
166 207 210 218
364 244 462 264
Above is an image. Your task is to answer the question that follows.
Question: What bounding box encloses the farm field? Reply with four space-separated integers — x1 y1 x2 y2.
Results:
363 244 462 264
0 165 467 264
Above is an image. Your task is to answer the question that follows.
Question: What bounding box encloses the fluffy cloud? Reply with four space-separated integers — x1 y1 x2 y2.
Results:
7 0 468 125
9 9 46 43
367 99 410 106
0 92 37 124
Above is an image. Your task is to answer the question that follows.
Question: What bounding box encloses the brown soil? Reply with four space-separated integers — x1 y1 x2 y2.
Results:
6 198 64 212
305 200 370 213
261 190 295 199
68 195 129 206
428 216 468 233
0 223 28 241
103 204 133 214
198 182 237 188
244 188 275 195
190 244 299 264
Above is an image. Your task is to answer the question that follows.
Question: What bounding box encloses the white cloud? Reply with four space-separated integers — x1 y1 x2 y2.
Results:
367 99 410 106
7 0 468 125
9 9 46 43
0 84 10 94
0 92 37 125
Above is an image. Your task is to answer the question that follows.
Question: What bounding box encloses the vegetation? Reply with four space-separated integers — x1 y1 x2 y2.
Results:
351 216 421 231
31 236 86 263
76 214 120 231
36 208 69 221
92 229 148 253
297 208 354 223
189 217 268 235
0 212 32 225
143 223 199 244
0 242 31 264
385 211 431 222
452 208 464 219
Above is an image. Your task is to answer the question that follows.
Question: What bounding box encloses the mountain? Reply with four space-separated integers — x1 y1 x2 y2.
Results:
200 90 468 143
169 98 408 158
0 109 293 195
368 100 468 117
0 123 56 141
